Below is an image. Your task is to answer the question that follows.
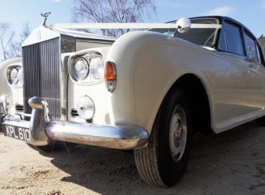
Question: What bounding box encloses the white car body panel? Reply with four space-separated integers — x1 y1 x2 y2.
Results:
101 31 265 133
1 16 265 147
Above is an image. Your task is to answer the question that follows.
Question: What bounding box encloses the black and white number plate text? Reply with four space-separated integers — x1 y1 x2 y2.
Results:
3 124 30 142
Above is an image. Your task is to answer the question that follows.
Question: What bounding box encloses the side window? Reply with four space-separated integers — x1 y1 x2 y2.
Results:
256 44 263 64
244 31 261 63
219 21 245 56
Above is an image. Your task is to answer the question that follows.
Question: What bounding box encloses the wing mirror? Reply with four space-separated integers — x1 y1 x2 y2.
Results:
176 17 191 33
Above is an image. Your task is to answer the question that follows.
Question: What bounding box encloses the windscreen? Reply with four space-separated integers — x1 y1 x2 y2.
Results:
150 18 220 47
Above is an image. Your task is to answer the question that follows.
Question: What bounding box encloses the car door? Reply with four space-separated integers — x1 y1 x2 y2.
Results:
242 28 265 110
213 20 265 132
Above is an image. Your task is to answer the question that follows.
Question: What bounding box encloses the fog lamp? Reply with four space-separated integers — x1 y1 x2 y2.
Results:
76 96 95 120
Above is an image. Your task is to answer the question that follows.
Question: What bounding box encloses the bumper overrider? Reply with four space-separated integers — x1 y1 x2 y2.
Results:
0 97 149 149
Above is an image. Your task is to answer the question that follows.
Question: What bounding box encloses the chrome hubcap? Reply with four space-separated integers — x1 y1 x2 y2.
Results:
169 105 187 162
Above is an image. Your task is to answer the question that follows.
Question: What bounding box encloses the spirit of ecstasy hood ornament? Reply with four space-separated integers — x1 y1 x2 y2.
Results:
41 12 51 25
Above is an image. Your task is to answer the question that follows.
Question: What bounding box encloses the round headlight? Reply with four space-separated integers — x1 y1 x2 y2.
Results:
17 68 23 85
73 58 89 81
9 68 18 85
90 55 104 80
76 96 95 120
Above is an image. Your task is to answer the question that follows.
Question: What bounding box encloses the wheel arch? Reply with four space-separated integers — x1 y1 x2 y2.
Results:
161 73 213 135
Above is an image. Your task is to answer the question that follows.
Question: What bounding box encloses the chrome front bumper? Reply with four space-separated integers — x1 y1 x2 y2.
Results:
1 97 149 149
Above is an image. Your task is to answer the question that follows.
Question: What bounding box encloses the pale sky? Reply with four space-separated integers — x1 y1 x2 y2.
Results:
0 0 265 37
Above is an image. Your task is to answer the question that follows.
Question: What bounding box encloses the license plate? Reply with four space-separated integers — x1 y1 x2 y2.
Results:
3 124 30 142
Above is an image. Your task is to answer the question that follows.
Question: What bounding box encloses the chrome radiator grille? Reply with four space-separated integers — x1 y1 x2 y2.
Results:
22 38 61 120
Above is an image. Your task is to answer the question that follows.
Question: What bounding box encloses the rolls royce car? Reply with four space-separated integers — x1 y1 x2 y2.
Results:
1 16 265 187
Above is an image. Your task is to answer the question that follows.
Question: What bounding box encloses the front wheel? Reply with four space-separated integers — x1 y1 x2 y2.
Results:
134 90 192 187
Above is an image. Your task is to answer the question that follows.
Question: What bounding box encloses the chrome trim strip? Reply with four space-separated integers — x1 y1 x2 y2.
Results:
15 113 32 117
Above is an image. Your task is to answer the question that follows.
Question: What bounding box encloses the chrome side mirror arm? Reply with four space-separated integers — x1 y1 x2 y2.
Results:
172 17 191 37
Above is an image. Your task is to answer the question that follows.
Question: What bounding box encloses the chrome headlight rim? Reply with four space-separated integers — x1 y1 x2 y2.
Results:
7 66 23 87
72 57 90 81
69 52 104 84
9 68 18 85
89 54 104 81
17 68 24 86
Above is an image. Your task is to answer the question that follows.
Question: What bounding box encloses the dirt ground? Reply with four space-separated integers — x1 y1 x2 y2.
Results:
1 122 265 195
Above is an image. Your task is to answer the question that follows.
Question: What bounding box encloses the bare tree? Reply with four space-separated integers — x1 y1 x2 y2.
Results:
0 22 30 62
0 23 15 61
72 0 156 37
10 22 31 58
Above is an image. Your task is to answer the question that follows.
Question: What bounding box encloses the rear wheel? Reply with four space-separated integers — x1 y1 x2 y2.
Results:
134 90 192 187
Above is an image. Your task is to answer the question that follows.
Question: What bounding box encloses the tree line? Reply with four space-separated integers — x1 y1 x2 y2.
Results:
0 0 156 62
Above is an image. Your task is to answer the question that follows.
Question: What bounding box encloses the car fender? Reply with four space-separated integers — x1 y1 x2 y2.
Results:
107 31 214 133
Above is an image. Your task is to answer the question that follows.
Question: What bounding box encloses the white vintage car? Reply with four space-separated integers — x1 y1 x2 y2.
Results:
1 16 265 187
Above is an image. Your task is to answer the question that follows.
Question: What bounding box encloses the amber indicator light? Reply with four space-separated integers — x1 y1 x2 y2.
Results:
104 61 116 80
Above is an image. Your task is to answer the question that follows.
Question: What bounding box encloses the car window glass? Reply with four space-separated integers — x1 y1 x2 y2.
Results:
175 18 219 47
221 22 245 56
256 44 262 64
175 28 217 46
149 18 219 47
244 32 258 62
